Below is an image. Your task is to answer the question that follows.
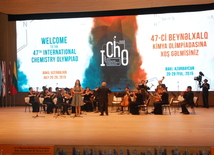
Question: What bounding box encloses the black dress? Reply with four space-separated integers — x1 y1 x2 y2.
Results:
153 92 169 115
83 92 93 112
28 92 40 112
43 94 55 114
130 93 144 115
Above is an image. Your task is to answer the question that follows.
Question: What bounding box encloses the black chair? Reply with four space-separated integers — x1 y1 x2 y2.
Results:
162 97 174 115
138 98 150 114
53 98 66 118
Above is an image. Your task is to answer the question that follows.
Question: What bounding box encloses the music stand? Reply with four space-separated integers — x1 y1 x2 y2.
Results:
53 98 66 119
53 104 66 119
72 114 83 119
111 92 123 113
32 114 45 119
32 100 45 119
93 101 99 113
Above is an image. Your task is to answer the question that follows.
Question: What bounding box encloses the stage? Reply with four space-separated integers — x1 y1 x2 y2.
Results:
0 106 213 147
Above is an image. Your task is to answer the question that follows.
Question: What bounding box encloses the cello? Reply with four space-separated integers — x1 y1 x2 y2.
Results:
121 87 131 107
121 94 130 107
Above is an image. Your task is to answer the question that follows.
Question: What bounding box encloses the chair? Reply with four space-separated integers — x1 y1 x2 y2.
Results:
111 96 122 112
24 97 32 112
53 98 66 118
191 96 198 114
53 98 57 105
172 95 184 113
162 97 174 115
39 97 46 113
52 97 59 114
138 98 150 114
30 97 45 119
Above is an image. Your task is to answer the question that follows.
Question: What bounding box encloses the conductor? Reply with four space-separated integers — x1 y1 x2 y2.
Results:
97 82 111 116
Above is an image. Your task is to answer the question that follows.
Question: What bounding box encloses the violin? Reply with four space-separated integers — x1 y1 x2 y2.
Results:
63 92 71 99
181 91 187 96
84 90 93 95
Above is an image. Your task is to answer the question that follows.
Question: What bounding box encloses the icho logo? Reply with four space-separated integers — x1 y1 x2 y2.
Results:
100 36 129 66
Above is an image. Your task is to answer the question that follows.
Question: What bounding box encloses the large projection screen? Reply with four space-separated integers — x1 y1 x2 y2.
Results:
16 9 214 92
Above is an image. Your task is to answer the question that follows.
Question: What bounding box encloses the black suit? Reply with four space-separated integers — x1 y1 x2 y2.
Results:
200 83 210 108
97 86 111 115
138 84 150 101
181 91 194 114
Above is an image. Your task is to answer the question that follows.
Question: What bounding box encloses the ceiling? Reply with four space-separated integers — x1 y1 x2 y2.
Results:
0 0 213 15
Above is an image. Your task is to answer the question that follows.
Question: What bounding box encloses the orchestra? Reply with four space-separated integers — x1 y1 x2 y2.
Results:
26 76 199 116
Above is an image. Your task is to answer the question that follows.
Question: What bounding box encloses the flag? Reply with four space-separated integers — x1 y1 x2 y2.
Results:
11 61 18 95
8 61 12 95
2 61 6 97
0 61 2 96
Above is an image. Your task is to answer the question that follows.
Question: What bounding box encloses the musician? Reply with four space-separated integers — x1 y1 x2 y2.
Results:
130 88 144 115
138 80 150 101
83 87 94 112
68 88 76 114
43 88 55 114
60 89 71 115
48 87 53 93
152 87 169 115
138 80 150 91
120 86 131 112
28 87 40 113
96 82 111 116
180 86 194 114
64 87 72 105
200 79 210 108
156 76 167 91
92 88 99 112
55 87 60 95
